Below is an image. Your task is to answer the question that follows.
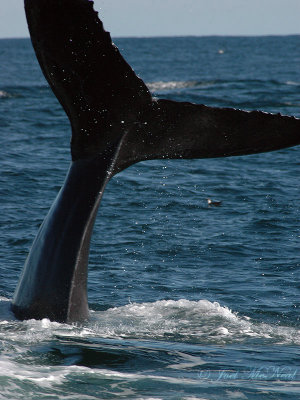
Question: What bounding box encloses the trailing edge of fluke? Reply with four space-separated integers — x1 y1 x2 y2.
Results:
11 0 300 323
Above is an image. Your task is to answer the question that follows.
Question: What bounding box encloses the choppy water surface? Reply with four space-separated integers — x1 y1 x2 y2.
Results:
0 35 299 399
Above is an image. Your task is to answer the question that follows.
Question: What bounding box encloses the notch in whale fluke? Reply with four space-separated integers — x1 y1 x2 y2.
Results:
11 0 300 323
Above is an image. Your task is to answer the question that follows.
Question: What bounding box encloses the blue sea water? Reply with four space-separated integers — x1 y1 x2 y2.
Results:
0 34 299 399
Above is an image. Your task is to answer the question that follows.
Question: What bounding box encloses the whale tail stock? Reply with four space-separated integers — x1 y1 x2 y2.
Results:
12 0 300 323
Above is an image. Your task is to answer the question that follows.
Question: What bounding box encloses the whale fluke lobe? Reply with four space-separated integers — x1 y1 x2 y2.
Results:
23 0 152 161
12 0 300 322
115 99 300 172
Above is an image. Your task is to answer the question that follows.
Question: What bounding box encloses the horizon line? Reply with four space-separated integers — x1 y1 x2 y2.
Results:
1 33 299 40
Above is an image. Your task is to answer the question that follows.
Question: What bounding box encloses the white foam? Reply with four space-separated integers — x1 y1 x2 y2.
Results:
147 81 197 91
0 359 201 392
0 297 16 321
0 356 70 387
0 298 299 399
89 299 300 345
0 90 11 98
89 299 241 342
0 298 299 346
225 391 248 399
286 80 300 86
167 351 206 369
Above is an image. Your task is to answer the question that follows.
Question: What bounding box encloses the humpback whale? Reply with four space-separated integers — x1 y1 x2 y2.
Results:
11 0 300 323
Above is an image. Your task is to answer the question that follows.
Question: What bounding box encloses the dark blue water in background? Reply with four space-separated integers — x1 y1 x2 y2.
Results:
0 35 299 399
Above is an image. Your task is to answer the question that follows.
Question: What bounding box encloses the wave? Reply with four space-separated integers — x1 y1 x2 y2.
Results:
286 81 300 86
0 85 50 98
0 297 299 398
90 299 300 345
0 297 299 346
147 81 201 91
146 78 299 95
1 79 297 99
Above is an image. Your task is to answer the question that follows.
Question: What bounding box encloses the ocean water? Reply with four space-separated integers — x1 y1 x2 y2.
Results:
0 35 299 399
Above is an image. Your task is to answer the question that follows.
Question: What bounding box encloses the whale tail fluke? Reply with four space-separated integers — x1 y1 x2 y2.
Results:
12 0 299 323
25 0 300 168
114 99 300 173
